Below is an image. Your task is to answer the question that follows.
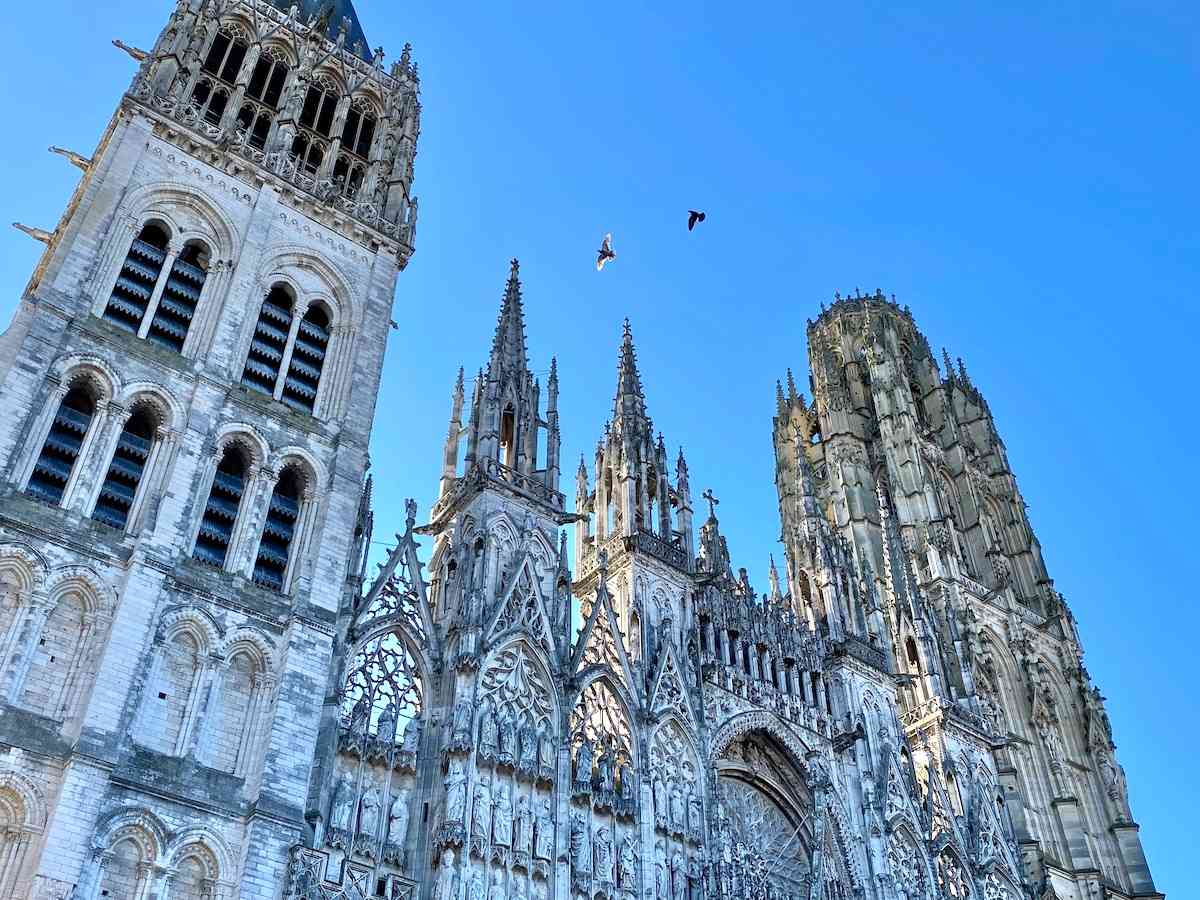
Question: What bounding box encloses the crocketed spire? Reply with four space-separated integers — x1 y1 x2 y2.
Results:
612 318 649 429
489 259 529 378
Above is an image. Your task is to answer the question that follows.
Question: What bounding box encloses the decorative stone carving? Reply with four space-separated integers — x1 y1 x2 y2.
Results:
471 776 493 858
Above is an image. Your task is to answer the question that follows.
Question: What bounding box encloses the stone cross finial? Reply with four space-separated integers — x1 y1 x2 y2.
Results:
702 489 719 519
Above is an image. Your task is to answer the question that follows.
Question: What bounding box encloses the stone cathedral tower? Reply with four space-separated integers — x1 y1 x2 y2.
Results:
0 0 418 897
0 4 1163 900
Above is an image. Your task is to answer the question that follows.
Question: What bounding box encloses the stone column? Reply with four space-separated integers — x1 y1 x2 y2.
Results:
273 300 309 401
136 239 182 340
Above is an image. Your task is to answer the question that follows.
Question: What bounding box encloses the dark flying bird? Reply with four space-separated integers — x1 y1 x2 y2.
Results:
596 233 616 271
687 210 706 231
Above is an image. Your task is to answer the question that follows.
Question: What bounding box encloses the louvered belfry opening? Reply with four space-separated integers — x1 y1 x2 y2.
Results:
104 223 169 333
241 286 294 397
92 408 156 530
147 241 209 353
194 445 249 568
282 305 329 414
27 386 96 505
253 466 303 592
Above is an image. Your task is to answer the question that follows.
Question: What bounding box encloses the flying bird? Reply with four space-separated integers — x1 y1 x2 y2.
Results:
596 233 616 271
687 210 706 231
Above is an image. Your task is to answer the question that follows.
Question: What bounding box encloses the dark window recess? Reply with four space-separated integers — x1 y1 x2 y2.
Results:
241 287 294 397
92 410 155 530
340 107 377 159
237 104 273 151
103 224 169 333
27 388 95 506
202 32 247 84
281 305 329 414
253 467 301 591
300 85 338 137
193 446 248 568
246 56 289 109
147 243 208 353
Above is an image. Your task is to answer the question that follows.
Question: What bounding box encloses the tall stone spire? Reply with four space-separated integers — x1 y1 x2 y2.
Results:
489 258 528 378
612 318 648 428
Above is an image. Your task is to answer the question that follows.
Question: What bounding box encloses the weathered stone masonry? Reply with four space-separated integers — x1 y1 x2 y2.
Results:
0 2 1161 900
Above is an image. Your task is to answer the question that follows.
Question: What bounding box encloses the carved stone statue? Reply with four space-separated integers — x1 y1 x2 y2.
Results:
653 774 667 821
330 772 357 832
531 881 546 900
575 739 594 786
480 706 500 759
570 811 592 875
493 783 514 847
514 794 533 855
469 871 486 900
400 717 422 754
445 759 468 824
654 843 668 899
534 798 554 861
349 693 371 734
519 723 538 770
510 878 526 900
452 698 472 742
376 699 398 742
538 729 555 773
472 776 493 842
687 793 703 834
434 850 457 900
359 784 382 838
597 740 615 793
619 763 635 806
389 787 411 844
669 780 685 829
670 851 686 900
488 868 506 900
595 825 614 883
619 832 637 888
499 713 517 764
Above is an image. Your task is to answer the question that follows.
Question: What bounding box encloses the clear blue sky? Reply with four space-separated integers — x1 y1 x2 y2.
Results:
0 0 1194 891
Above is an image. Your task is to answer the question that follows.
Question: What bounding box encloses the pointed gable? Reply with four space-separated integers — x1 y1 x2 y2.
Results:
648 637 695 728
571 574 636 692
484 554 556 657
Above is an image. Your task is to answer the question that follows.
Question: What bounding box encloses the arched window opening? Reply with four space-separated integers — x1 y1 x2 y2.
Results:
19 589 86 718
97 837 144 899
339 631 424 740
147 241 209 353
299 81 339 137
194 444 249 568
27 386 96 506
104 222 170 334
253 466 303 591
144 631 201 754
246 50 289 108
202 30 249 84
92 407 156 530
241 286 294 397
210 649 259 774
172 854 210 900
281 304 330 414
499 406 516 468
290 133 325 175
340 101 377 160
191 78 230 127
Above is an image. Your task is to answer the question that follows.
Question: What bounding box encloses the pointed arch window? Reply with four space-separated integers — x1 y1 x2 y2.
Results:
194 444 249 568
103 222 169 334
202 29 248 84
146 240 209 353
235 46 291 150
252 466 304 591
282 304 329 414
92 407 156 530
26 386 96 506
241 285 294 397
241 288 332 416
299 79 340 138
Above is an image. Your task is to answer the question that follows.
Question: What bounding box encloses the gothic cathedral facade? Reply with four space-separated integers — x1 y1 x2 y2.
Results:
0 3 1161 900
